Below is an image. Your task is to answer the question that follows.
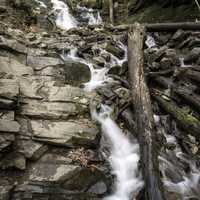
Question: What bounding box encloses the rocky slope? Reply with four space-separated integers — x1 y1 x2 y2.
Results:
0 0 200 200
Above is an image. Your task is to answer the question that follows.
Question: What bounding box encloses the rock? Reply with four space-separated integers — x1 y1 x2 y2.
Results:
160 57 172 70
16 139 48 160
0 152 26 170
0 185 13 200
0 56 33 76
29 163 79 183
0 37 27 54
62 60 91 86
27 56 64 70
108 65 121 75
0 120 20 133
31 119 99 147
184 47 200 64
20 100 87 119
0 111 15 120
0 79 19 100
0 133 15 152
106 42 124 59
63 167 109 195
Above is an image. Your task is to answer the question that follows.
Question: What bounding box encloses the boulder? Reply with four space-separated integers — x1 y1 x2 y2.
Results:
31 119 99 147
62 60 91 86
0 120 20 133
184 47 200 64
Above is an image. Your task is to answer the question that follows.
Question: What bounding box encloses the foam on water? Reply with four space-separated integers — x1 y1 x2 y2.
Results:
92 105 144 200
63 48 113 91
77 5 103 25
51 0 77 30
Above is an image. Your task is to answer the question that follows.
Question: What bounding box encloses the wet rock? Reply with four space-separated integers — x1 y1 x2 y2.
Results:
184 47 200 64
105 42 124 59
31 119 99 147
0 56 33 76
0 152 26 170
63 167 109 195
62 60 91 86
108 65 121 75
160 57 173 70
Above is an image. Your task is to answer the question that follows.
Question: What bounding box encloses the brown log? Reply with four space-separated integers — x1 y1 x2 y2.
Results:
128 23 166 200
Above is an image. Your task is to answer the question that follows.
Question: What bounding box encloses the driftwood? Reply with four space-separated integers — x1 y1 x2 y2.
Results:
152 91 200 139
128 23 166 200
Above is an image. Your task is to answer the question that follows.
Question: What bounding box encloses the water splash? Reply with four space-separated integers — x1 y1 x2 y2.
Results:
62 48 113 91
92 105 144 200
51 0 77 30
77 5 102 25
35 0 47 8
145 35 156 49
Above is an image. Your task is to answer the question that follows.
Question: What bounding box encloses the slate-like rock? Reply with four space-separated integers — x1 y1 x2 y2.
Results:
31 119 99 147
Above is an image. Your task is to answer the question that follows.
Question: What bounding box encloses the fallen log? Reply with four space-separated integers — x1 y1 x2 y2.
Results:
152 91 200 139
107 22 200 32
128 23 166 200
146 22 200 31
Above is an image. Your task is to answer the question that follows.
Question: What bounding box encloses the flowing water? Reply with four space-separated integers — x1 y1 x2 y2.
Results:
51 0 77 30
52 4 200 199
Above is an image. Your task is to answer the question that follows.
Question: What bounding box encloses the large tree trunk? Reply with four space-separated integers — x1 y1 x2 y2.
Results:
128 23 166 200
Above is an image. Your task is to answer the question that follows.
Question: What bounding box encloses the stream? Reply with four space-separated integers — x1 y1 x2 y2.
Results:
48 0 200 199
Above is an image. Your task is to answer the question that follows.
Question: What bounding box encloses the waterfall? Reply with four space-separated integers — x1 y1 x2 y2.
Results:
58 6 143 199
92 105 143 200
77 5 103 25
51 0 77 30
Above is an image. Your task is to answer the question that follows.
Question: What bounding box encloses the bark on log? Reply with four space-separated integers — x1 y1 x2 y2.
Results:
128 23 166 200
146 22 200 31
109 0 114 24
152 92 200 139
111 22 200 32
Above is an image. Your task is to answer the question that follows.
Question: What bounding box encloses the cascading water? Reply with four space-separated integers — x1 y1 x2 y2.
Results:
56 4 143 199
51 0 77 30
92 105 143 200
77 5 103 25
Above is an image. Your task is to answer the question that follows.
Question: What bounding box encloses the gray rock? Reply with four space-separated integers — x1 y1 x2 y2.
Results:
0 111 15 120
31 119 99 147
105 42 124 59
0 120 20 133
0 152 26 170
0 185 13 200
184 47 200 63
0 56 33 76
63 60 91 86
27 56 64 70
20 100 87 119
0 79 19 100
0 133 15 152
0 37 27 54
16 139 48 160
